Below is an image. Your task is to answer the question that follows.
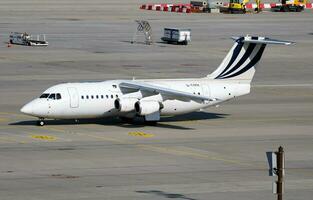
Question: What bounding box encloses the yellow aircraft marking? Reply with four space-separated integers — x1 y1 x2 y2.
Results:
31 135 56 141
128 132 154 138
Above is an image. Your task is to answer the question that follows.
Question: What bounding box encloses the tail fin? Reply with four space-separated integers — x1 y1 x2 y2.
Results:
208 35 293 82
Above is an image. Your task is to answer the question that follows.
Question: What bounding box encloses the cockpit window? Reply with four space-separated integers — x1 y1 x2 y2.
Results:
48 94 56 100
39 93 49 98
56 93 61 100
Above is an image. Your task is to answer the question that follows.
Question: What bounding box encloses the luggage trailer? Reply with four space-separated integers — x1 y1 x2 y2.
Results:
9 32 48 46
161 28 191 45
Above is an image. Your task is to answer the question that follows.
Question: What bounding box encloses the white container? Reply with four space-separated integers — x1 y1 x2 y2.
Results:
161 28 191 45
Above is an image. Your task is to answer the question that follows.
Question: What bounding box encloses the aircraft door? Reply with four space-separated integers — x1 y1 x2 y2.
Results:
67 87 79 108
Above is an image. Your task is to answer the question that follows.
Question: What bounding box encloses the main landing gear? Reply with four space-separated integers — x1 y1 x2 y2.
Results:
37 118 45 126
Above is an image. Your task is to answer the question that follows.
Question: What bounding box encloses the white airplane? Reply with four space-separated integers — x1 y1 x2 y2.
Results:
20 35 292 126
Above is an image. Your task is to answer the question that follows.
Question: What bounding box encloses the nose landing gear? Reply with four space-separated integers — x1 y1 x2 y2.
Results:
37 119 45 126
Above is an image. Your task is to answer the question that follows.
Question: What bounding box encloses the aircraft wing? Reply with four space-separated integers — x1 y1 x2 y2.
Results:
119 80 210 101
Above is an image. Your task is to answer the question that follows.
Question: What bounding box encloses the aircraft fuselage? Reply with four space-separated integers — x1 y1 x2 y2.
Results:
21 79 250 120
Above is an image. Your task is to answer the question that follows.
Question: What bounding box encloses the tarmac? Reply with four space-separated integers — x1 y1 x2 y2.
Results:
0 1 313 200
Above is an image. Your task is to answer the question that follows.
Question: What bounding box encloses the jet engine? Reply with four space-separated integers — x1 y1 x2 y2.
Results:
134 100 162 116
114 98 138 112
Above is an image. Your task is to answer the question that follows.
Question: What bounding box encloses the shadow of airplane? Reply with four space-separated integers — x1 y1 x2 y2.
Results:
10 112 227 130
161 112 227 122
136 190 198 200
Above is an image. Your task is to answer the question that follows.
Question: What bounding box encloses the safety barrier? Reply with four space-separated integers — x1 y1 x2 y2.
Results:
140 4 192 13
140 3 313 13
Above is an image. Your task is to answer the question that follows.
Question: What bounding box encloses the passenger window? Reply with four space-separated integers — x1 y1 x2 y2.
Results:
86 95 89 99
111 95 113 98
48 94 56 100
96 95 99 99
116 94 118 98
106 95 108 98
39 93 49 98
91 95 94 99
112 85 117 88
81 96 84 99
56 93 62 100
101 95 104 99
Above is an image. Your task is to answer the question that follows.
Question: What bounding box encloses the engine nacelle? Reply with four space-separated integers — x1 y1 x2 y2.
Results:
114 98 138 112
135 100 161 116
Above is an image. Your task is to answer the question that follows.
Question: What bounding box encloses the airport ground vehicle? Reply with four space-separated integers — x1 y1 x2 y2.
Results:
161 28 191 45
271 0 306 12
20 36 292 126
9 32 48 46
220 0 261 13
190 1 223 13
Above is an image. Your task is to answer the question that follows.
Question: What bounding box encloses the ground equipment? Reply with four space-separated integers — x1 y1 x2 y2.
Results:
220 0 247 13
161 28 191 45
9 32 48 46
271 0 306 12
220 0 261 13
131 20 153 45
190 1 223 13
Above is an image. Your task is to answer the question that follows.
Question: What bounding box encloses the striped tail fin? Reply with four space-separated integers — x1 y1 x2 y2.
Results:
208 36 293 83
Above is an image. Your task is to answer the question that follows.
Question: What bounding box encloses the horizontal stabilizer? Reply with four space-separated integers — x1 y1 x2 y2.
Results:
232 35 294 45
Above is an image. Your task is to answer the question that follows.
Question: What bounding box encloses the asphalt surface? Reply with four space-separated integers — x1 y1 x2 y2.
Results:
0 1 313 200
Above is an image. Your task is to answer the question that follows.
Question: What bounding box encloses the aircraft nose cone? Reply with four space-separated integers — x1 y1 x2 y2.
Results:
20 103 33 115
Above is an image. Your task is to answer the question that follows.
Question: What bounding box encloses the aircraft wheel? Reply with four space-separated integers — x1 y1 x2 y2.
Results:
37 120 45 126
